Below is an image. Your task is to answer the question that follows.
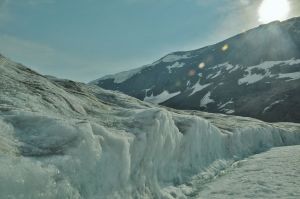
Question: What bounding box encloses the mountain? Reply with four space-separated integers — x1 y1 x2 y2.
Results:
1 54 300 198
90 17 300 123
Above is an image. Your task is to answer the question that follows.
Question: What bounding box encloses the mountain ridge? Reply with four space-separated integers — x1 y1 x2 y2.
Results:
91 17 300 123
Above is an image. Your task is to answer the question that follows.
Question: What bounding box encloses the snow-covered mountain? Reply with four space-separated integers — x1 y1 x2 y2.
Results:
91 17 300 123
1 54 300 198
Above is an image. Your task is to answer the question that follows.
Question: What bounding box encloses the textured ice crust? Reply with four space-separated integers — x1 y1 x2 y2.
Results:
1 55 300 199
195 145 300 199
1 109 300 199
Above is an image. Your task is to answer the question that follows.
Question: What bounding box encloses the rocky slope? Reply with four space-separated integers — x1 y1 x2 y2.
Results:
91 17 300 123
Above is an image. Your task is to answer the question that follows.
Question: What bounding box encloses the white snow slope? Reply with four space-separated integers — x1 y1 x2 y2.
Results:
1 55 300 199
90 65 148 84
194 145 300 199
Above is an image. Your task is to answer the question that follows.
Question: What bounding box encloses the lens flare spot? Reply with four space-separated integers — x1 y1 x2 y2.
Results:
222 44 229 51
198 62 205 69
188 69 196 76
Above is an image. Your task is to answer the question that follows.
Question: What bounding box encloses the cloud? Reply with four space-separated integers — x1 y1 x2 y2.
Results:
0 34 104 82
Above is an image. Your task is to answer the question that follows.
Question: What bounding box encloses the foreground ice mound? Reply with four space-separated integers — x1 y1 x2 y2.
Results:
0 55 300 199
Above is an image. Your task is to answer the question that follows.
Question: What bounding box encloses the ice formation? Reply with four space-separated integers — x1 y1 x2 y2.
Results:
194 145 300 198
1 55 300 199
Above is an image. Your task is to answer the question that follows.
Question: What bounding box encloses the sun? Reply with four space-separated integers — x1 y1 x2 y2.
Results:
258 0 290 23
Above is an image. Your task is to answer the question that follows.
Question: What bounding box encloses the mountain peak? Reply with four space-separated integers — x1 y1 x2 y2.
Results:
91 17 300 123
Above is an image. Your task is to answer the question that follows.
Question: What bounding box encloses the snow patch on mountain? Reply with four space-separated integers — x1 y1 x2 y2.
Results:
210 70 222 79
211 63 236 71
224 63 235 71
224 109 235 114
186 80 191 87
218 100 234 109
200 91 214 107
238 73 265 85
238 59 300 85
166 62 185 73
144 90 181 104
278 71 300 81
218 100 235 114
206 63 238 79
287 59 300 65
263 100 284 113
228 65 241 73
162 53 193 63
189 82 211 96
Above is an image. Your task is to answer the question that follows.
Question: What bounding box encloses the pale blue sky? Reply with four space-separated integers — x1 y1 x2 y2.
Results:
0 0 299 82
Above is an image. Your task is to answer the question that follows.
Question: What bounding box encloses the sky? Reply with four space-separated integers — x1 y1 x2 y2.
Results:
0 0 300 82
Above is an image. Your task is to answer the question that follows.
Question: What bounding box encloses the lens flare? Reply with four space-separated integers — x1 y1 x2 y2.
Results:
258 0 290 23
188 69 196 76
222 44 229 51
198 62 205 69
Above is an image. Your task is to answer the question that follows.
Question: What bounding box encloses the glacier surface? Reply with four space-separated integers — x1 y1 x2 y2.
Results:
194 145 300 199
1 55 300 199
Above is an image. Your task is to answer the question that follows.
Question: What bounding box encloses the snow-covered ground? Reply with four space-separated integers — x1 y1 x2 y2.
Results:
195 145 300 199
1 54 300 199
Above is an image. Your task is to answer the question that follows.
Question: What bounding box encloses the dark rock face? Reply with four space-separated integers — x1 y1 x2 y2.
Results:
90 17 300 123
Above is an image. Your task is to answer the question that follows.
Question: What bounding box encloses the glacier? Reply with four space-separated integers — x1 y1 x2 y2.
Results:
1 54 300 199
194 145 300 198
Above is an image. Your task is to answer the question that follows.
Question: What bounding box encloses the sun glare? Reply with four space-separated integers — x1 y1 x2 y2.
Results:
258 0 290 23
